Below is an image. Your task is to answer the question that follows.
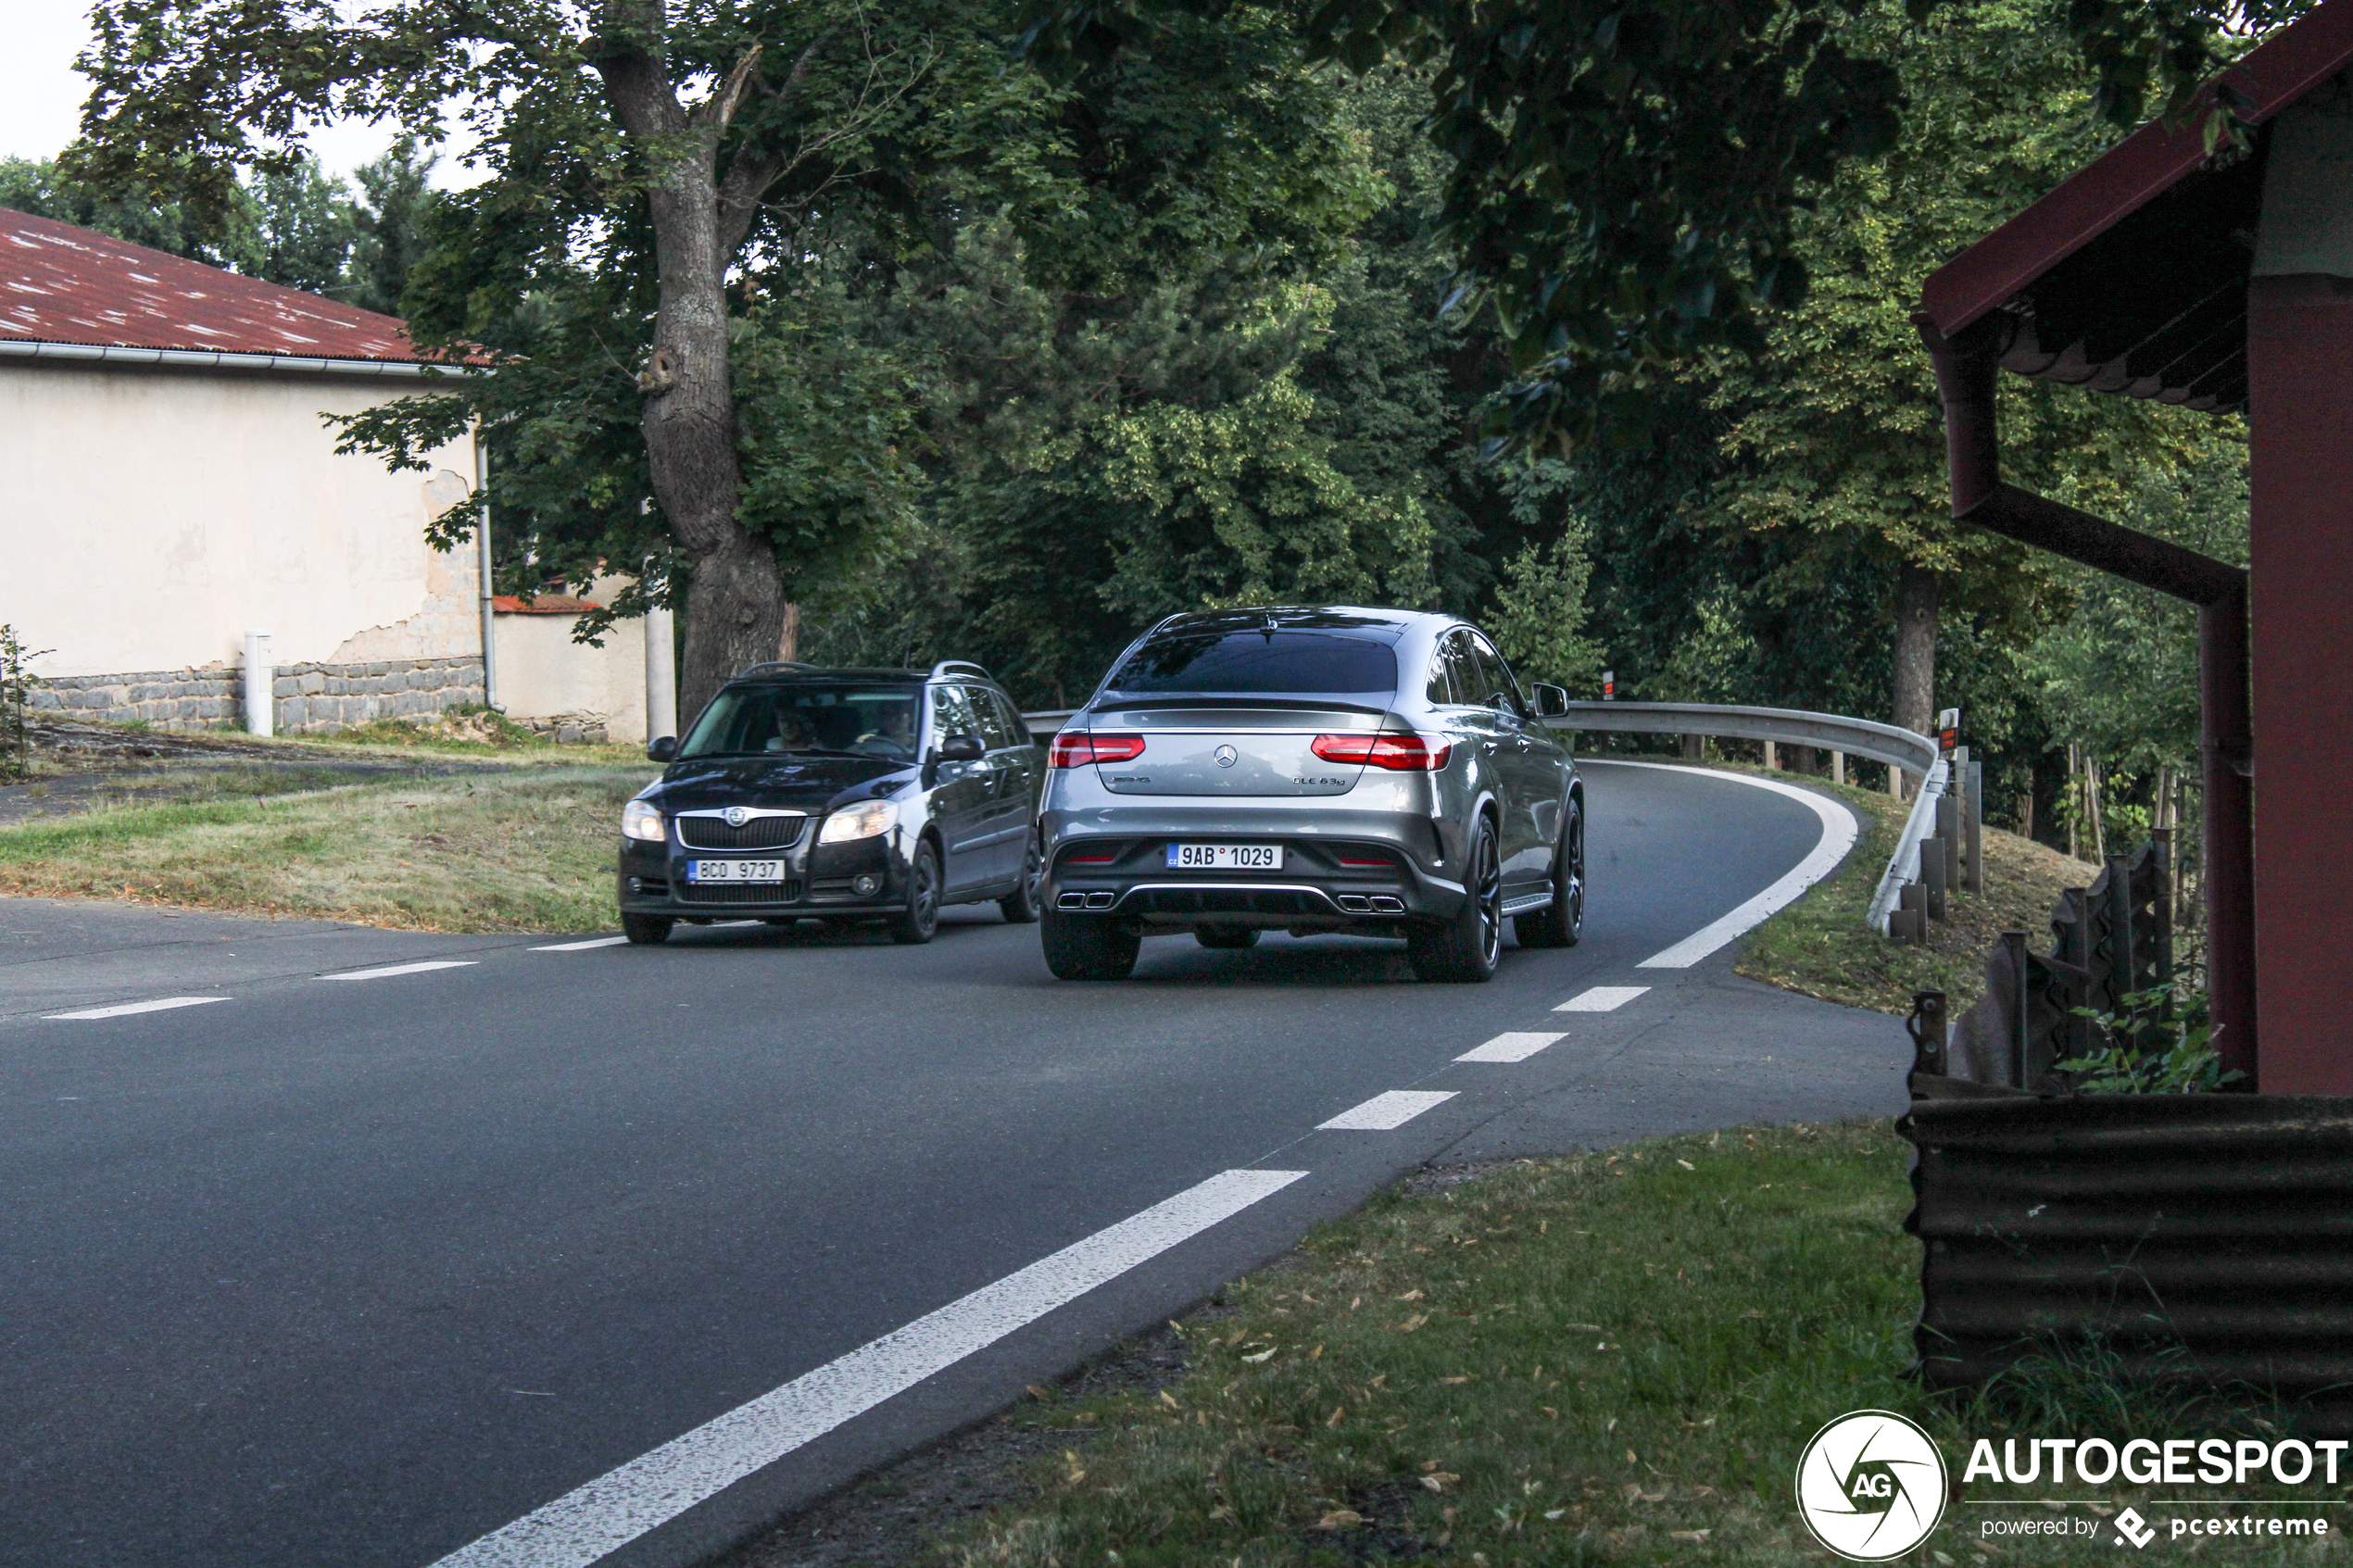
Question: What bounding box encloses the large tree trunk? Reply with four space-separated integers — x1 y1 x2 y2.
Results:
598 9 788 721
1892 562 1940 797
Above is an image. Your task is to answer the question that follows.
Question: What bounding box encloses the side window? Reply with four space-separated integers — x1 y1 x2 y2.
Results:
1466 633 1524 716
988 690 1035 749
1440 632 1481 709
929 684 979 746
1424 645 1456 705
967 686 1015 750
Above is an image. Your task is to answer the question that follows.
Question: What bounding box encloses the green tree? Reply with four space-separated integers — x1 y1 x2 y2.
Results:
0 154 257 268
342 137 435 316
250 153 352 292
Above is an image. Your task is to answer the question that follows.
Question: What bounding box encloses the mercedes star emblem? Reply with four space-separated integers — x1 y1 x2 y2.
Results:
1214 745 1239 768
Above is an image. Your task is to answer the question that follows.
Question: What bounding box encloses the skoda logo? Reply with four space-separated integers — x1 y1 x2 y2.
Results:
724 807 749 827
1214 746 1239 768
1794 1411 1947 1561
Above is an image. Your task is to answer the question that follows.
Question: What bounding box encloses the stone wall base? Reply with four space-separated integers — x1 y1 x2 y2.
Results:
29 657 486 734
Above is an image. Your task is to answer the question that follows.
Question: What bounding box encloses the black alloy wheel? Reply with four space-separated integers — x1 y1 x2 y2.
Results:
1410 814 1501 982
1000 831 1045 924
1040 905 1142 980
1195 925 1260 949
889 839 942 945
621 911 673 946
1514 803 1585 949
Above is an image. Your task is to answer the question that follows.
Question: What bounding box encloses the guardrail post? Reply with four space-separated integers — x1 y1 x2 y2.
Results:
1966 759 1985 893
1831 750 1845 785
1922 836 1948 920
1934 792 1961 897
1763 738 1778 770
1895 883 1929 943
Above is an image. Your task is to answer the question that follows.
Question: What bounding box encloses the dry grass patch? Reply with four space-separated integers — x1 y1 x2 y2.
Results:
1715 764 2098 1015
0 766 648 932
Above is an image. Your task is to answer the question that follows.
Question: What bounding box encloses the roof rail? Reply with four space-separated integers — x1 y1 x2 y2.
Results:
928 659 993 683
736 659 822 678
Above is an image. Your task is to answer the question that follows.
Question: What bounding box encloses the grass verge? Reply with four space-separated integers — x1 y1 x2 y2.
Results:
0 765 647 931
1710 765 2100 1016
921 1124 2342 1567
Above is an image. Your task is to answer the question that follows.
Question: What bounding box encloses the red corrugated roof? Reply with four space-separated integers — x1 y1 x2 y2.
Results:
0 206 422 363
492 595 605 615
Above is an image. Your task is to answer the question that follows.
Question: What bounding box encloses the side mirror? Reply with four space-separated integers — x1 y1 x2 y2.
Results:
936 733 986 764
647 735 678 763
1532 684 1569 719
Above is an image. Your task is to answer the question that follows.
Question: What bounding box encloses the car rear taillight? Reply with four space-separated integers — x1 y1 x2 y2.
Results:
1310 733 1452 771
1048 733 1147 767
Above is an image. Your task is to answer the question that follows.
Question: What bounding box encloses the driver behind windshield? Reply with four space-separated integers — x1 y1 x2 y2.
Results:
677 684 920 761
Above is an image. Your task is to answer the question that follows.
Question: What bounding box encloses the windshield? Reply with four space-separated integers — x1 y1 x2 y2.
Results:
1106 631 1398 697
679 684 921 761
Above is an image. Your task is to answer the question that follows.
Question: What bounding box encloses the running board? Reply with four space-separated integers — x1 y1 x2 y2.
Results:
1501 892 1554 916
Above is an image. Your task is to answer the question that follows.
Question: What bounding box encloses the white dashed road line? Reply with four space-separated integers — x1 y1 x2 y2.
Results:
425 1166 1308 1568
531 937 632 952
1554 985 1649 1013
43 996 230 1022
1317 1089 1458 1130
320 960 480 982
1454 1031 1566 1064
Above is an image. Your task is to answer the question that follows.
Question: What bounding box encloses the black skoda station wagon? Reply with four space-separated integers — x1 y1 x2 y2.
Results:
616 660 1044 944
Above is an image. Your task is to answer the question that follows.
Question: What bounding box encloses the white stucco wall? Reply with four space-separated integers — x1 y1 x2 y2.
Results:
0 360 478 682
495 576 650 744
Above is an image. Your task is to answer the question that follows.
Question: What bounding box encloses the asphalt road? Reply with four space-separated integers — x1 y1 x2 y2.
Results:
0 760 1909 1568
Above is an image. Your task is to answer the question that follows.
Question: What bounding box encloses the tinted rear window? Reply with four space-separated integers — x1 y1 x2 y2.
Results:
1106 631 1398 696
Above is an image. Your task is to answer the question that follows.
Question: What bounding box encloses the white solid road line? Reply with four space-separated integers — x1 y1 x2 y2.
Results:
531 937 632 952
1554 985 1650 1013
319 960 480 982
42 996 230 1022
1582 759 1858 970
1454 1031 1565 1064
1317 1089 1458 1130
425 1167 1308 1568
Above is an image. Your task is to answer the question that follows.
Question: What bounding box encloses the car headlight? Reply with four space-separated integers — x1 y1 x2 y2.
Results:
622 799 666 842
819 798 898 844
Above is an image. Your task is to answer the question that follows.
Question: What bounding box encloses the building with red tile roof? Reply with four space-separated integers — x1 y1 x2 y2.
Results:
2 207 651 741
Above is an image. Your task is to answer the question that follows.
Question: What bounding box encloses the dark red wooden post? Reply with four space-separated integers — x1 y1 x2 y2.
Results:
2245 274 2353 1093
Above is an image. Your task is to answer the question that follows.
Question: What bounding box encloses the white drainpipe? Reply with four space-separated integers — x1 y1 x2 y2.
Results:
644 588 677 742
474 431 501 711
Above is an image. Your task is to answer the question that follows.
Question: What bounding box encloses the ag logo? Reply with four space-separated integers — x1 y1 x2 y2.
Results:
1794 1410 1947 1561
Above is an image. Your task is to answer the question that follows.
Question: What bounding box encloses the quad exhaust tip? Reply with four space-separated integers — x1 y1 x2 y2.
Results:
1336 894 1371 912
1055 892 1087 910
1084 891 1117 909
1368 895 1405 913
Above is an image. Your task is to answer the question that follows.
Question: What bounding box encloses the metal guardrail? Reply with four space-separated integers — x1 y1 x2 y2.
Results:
1540 700 1939 778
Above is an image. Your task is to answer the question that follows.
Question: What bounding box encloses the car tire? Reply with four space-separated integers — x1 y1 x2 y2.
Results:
622 912 673 946
1514 802 1584 949
1195 925 1259 949
999 831 1044 924
889 839 942 945
1409 814 1502 983
1040 906 1140 980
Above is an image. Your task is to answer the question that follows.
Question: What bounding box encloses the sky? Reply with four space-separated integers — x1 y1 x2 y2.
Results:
0 4 472 184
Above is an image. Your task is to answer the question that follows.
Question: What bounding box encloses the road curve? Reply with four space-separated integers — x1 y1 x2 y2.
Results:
0 761 1905 1568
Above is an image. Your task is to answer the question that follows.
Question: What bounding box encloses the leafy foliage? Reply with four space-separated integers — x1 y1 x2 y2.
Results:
2058 987 2242 1094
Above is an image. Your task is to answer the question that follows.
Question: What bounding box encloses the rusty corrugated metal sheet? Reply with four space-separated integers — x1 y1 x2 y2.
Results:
1900 1094 2353 1433
0 207 419 363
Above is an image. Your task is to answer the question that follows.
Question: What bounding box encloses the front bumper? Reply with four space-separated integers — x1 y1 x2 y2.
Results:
616 829 912 919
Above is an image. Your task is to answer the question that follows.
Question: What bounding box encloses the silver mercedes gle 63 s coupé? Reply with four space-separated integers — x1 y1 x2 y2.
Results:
1037 607 1584 981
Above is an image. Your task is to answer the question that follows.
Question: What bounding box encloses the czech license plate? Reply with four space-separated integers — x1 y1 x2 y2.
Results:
686 859 786 884
1165 843 1283 871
